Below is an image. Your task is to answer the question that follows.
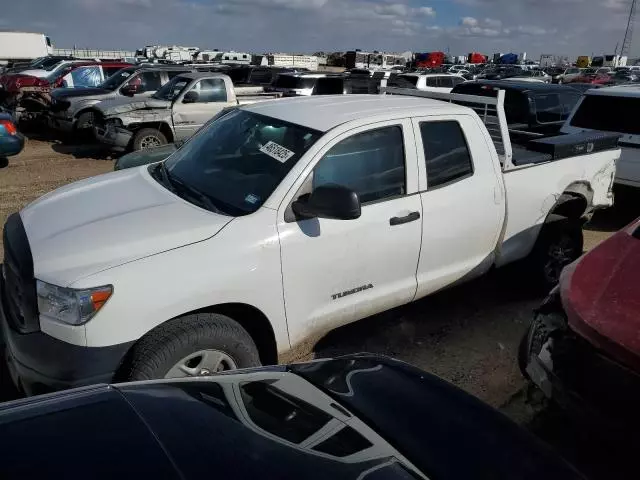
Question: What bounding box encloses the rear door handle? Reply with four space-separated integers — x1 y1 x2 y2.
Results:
390 211 420 226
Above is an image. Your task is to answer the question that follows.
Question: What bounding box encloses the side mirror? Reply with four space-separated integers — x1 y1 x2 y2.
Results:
120 85 137 96
183 91 199 103
292 184 361 221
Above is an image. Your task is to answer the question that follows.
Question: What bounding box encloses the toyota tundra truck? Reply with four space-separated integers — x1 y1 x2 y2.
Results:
1 88 619 395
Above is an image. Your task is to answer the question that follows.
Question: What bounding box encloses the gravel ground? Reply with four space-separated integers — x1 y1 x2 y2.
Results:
1 136 639 478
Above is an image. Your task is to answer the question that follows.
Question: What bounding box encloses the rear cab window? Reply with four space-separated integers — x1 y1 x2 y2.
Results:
419 121 474 188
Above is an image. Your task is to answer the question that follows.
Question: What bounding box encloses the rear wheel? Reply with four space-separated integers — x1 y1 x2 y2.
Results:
132 128 167 151
531 221 583 291
118 313 261 381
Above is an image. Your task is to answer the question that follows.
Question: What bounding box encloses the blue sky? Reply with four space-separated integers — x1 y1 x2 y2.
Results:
1 0 637 58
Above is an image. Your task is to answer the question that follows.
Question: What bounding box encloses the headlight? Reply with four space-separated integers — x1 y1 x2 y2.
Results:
36 280 113 326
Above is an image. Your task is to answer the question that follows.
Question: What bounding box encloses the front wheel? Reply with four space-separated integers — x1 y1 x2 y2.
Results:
118 313 261 381
132 128 168 151
531 221 583 291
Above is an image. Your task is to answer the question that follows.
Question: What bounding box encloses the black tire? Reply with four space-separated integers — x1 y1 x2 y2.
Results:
0 157 8 168
74 112 96 142
132 128 168 151
518 312 566 379
118 313 261 381
531 220 583 291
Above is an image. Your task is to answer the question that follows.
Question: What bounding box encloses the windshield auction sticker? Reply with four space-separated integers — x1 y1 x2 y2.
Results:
259 141 295 163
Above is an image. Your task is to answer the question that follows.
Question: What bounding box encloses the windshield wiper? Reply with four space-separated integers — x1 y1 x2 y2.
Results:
156 162 176 193
163 167 226 215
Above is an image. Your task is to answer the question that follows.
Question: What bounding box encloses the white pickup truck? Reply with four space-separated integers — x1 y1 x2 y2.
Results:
1 89 619 395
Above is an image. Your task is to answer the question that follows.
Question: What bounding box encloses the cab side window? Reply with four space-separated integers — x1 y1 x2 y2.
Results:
137 72 162 92
189 78 228 103
313 126 406 204
420 121 474 188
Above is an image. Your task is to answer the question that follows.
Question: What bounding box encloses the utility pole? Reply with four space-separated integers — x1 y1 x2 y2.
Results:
621 0 637 58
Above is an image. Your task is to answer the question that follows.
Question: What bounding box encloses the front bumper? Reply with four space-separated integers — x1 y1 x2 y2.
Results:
94 124 132 150
47 113 75 134
0 272 133 396
523 307 640 431
0 133 25 157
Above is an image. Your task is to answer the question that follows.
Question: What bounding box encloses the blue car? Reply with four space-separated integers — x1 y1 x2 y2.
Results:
0 111 24 166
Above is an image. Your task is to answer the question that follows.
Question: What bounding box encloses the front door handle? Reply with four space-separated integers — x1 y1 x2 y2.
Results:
390 211 420 226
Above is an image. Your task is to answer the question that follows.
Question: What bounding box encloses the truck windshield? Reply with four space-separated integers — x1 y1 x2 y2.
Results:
99 67 137 90
152 75 190 100
570 95 640 135
161 109 323 216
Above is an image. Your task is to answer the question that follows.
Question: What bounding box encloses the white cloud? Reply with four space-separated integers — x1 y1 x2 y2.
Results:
415 6 436 16
515 25 548 35
461 16 478 26
374 3 409 16
484 17 502 28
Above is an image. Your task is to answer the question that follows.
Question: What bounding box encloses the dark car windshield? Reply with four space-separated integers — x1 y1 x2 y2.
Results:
99 67 137 90
274 75 317 89
152 75 190 100
387 74 419 87
162 109 323 215
570 95 640 134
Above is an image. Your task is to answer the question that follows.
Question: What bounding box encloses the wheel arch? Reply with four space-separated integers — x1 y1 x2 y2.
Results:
544 181 593 224
131 122 174 143
117 302 279 375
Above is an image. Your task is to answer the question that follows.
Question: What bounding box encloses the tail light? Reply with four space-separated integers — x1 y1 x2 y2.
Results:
34 77 51 87
0 119 18 136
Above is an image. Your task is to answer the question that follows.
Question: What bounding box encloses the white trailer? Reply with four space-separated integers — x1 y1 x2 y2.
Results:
0 31 53 66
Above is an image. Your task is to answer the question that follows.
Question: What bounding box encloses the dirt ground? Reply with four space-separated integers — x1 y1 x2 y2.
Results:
1 136 639 478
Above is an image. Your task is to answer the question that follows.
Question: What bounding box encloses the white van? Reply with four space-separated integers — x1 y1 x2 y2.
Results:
387 73 465 93
561 85 640 188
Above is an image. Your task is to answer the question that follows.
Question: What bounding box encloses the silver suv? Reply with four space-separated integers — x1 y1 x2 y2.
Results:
48 66 194 135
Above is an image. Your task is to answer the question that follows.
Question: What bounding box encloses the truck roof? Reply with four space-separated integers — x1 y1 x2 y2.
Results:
173 72 229 80
241 94 469 132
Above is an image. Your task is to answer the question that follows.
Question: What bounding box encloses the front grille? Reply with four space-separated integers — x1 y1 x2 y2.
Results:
2 213 39 333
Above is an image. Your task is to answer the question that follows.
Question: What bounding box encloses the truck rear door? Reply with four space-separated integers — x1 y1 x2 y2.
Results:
277 120 423 346
412 114 505 298
172 78 233 141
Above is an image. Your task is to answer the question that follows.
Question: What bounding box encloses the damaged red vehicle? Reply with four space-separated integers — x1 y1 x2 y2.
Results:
0 61 131 117
520 216 640 430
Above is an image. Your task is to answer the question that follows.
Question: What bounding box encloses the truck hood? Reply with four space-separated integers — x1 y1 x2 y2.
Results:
97 96 170 117
20 167 233 286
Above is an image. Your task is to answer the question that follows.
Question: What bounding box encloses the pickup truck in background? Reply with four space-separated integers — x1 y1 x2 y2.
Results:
93 72 282 151
452 81 582 142
48 65 196 136
1 90 619 395
561 84 640 188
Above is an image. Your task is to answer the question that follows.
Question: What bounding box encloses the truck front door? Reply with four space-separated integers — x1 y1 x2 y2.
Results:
411 115 504 298
277 120 423 346
172 78 231 141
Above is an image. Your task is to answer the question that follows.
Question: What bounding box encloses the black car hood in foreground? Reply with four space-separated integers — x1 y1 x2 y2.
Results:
0 355 583 480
